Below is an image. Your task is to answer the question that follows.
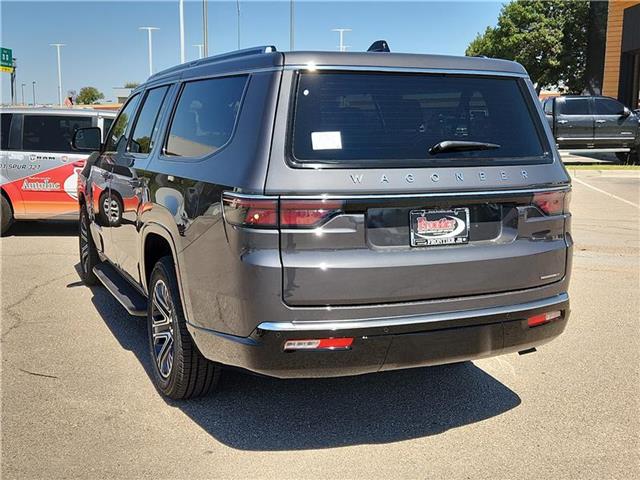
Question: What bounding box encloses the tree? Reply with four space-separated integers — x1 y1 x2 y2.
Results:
124 82 140 89
76 86 105 104
466 0 589 93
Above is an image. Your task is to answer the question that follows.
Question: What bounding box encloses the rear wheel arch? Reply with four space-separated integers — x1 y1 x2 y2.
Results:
142 227 180 293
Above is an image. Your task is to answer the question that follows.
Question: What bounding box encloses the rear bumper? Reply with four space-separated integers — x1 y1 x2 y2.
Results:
189 293 570 378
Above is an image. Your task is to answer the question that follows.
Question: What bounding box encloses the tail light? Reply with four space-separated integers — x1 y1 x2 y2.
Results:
527 310 562 327
222 194 278 228
280 199 343 228
283 337 353 351
532 190 570 215
223 194 344 229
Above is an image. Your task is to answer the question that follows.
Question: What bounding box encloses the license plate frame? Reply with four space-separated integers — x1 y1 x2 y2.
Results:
410 208 470 247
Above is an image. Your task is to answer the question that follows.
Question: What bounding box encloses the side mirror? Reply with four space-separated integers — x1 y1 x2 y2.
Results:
621 107 631 118
73 127 102 151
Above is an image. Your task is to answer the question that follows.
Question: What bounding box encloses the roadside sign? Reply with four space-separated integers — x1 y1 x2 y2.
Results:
0 47 12 67
0 65 14 74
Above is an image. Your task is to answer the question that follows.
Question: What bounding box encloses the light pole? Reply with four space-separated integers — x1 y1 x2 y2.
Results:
202 0 209 57
32 81 36 105
139 27 159 77
193 44 204 59
49 43 65 106
331 28 351 52
21 83 25 105
236 0 241 50
290 0 295 50
179 0 185 63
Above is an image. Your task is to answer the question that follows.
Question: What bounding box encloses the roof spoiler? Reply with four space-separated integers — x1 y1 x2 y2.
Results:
367 40 390 53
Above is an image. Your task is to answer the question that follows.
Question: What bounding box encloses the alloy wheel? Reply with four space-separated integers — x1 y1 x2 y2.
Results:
151 279 174 379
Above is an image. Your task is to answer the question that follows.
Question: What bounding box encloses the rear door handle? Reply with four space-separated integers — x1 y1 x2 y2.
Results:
557 120 568 124
595 119 606 124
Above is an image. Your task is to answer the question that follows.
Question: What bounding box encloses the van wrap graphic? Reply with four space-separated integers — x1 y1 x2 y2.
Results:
1 158 85 217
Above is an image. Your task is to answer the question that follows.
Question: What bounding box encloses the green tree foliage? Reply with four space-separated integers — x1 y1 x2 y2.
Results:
76 86 105 105
124 82 140 89
466 0 589 93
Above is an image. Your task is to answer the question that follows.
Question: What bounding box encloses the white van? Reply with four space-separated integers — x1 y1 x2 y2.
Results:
0 107 116 234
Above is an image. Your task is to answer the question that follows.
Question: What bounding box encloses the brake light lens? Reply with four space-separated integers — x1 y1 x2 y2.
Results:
527 310 562 327
283 337 353 351
222 194 278 228
280 199 344 228
532 191 568 215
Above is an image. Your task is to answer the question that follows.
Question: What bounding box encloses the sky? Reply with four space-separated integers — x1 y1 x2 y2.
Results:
0 0 503 104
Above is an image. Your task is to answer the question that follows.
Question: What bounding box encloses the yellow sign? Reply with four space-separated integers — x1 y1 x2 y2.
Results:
0 65 14 73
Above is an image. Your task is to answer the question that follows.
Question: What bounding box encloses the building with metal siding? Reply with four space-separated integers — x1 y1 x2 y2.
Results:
602 1 640 109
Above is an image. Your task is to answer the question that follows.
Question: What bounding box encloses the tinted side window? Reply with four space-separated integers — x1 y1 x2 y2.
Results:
23 115 92 153
1 114 12 150
594 98 625 115
105 94 140 153
165 76 247 158
543 99 553 115
129 86 169 154
561 98 590 115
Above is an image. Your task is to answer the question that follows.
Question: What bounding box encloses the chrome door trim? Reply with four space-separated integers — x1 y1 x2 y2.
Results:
257 293 569 332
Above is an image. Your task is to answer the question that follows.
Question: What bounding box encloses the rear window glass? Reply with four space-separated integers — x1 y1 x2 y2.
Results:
1 113 12 150
23 115 92 153
291 72 547 166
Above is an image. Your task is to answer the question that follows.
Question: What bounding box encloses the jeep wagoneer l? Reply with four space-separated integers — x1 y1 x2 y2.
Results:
74 45 572 399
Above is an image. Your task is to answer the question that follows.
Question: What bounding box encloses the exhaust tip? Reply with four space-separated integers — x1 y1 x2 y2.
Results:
518 347 537 356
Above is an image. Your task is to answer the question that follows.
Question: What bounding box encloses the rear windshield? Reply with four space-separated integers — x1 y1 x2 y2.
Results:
291 72 548 167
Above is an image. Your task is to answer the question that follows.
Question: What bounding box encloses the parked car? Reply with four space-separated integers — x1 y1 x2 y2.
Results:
542 95 640 163
0 107 116 234
75 45 572 399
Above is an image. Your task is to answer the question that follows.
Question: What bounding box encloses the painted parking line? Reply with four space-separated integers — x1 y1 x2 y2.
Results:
572 177 640 209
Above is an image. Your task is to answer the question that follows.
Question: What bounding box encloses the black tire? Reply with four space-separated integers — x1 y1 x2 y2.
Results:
615 152 629 163
615 151 639 165
79 205 100 285
1 194 13 236
147 256 220 399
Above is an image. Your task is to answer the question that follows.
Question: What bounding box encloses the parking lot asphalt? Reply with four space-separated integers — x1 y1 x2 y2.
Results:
1 169 639 480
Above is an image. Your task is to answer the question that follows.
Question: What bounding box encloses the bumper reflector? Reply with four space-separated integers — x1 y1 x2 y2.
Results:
527 310 562 328
283 337 353 351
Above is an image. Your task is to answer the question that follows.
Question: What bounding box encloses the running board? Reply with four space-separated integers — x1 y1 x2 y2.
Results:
93 263 147 316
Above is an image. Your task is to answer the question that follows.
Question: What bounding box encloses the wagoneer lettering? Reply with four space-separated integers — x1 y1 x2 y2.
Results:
75 44 572 400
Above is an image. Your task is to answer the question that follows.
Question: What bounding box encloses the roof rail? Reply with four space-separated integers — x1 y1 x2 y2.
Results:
148 45 277 81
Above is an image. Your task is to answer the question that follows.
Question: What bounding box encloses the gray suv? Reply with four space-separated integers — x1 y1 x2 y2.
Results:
75 45 572 399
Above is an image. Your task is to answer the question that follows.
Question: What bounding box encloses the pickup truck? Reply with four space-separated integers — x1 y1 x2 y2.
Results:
542 95 639 163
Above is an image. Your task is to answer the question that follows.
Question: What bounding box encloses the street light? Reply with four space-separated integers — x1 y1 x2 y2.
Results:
202 0 209 57
139 26 159 77
21 83 25 105
179 0 185 63
290 0 295 50
49 43 65 106
193 44 204 59
32 81 36 106
331 28 352 52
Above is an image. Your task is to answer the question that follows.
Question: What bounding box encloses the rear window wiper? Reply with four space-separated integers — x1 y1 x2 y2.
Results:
429 140 501 155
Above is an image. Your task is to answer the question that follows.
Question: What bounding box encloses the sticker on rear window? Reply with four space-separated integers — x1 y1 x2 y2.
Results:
311 131 342 150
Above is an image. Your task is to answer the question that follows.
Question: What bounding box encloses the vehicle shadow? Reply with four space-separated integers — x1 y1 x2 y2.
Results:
5 220 77 237
86 270 521 451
